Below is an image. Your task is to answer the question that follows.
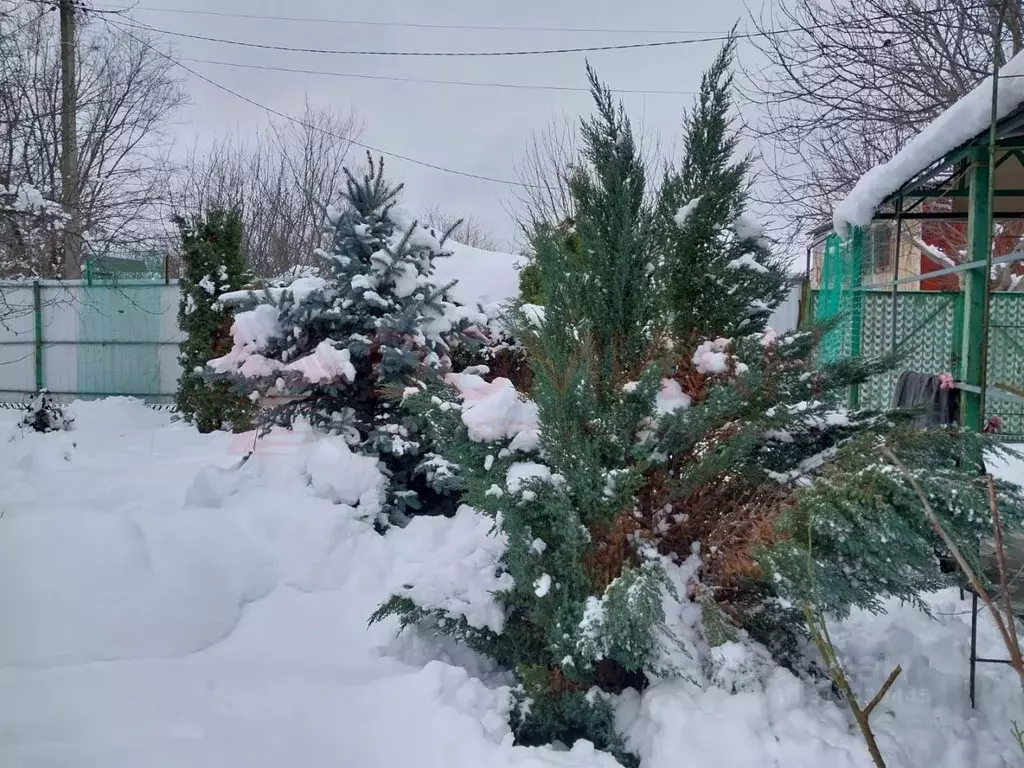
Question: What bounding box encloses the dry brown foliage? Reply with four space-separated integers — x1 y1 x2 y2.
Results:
584 511 646 592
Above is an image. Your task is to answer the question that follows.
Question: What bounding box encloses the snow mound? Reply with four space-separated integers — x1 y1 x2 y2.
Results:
447 373 539 444
305 436 386 515
4 397 1024 767
619 669 864 768
434 239 526 310
184 463 245 508
389 505 513 633
69 396 169 432
0 509 277 666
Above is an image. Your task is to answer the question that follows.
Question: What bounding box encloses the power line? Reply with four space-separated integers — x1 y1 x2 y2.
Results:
180 57 699 96
93 5 737 36
112 19 751 57
104 18 539 188
106 6 994 60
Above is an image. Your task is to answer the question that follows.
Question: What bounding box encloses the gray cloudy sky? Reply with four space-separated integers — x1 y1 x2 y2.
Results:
115 0 758 250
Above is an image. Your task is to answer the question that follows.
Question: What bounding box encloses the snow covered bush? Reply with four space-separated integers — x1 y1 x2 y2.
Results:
641 323 1024 664
19 389 73 433
174 208 254 433
210 154 481 526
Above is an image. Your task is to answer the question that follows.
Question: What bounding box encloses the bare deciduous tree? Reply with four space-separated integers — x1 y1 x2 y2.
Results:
419 204 504 251
168 102 362 277
743 0 1024 243
0 7 186 277
508 116 580 232
507 110 665 238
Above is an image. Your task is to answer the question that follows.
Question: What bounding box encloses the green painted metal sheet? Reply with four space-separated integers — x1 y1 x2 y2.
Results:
77 284 163 397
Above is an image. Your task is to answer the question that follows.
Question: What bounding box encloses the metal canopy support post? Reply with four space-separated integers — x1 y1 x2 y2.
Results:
848 228 865 407
961 146 990 432
891 196 903 359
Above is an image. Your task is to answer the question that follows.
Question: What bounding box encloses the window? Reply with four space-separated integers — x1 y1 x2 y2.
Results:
869 222 893 272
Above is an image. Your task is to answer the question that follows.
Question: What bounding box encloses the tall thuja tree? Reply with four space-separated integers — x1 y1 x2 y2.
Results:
524 64 668 517
211 155 463 525
657 36 789 340
175 207 254 433
375 67 676 766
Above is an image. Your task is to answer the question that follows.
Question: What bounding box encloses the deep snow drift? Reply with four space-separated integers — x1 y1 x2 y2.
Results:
1 398 1023 767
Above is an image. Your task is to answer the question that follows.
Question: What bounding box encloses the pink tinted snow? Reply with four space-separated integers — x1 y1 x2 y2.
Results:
284 341 356 384
445 373 539 444
692 338 733 375
209 304 282 375
655 379 692 415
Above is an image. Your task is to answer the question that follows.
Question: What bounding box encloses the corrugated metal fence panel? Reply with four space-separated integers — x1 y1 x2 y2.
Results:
77 284 164 397
40 284 83 397
0 281 182 403
988 293 1024 438
858 291 960 412
0 284 36 399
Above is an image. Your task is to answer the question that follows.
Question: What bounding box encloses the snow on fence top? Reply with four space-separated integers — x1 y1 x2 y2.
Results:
833 48 1024 236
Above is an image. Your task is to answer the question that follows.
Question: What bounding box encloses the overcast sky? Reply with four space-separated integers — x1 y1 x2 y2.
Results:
113 0 761 251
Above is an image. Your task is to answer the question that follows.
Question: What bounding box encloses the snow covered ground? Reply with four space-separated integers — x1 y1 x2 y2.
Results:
1 398 1023 768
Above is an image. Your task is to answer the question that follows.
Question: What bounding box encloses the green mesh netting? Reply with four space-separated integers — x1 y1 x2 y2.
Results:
987 293 1024 438
815 230 864 362
813 228 1024 440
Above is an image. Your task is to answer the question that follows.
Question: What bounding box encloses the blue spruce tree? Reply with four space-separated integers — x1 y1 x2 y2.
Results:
211 155 466 525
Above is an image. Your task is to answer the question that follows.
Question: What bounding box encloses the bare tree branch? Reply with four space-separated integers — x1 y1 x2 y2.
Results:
166 102 362 277
419 203 504 251
1 7 186 277
742 0 1024 245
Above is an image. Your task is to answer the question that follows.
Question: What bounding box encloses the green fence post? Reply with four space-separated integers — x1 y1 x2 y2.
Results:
847 228 865 408
961 146 990 432
951 292 965 381
32 279 43 391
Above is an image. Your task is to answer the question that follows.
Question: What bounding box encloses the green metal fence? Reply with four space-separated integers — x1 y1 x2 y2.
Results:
0 280 181 403
77 283 167 397
812 289 1024 439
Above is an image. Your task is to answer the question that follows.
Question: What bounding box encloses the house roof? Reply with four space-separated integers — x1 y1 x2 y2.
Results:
833 48 1024 235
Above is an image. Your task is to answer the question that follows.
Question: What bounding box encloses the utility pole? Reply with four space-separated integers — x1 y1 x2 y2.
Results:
59 0 81 279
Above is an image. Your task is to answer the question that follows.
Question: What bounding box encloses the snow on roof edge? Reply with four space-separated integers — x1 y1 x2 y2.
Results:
832 49 1024 237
